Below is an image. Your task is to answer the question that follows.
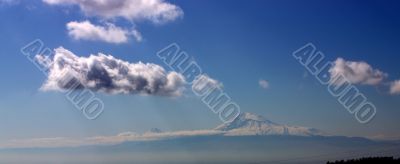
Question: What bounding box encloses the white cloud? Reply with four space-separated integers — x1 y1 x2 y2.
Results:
329 58 387 85
192 74 222 94
87 130 223 146
0 130 223 149
258 79 269 89
67 21 141 44
390 80 400 95
43 0 183 43
131 29 143 42
43 0 183 24
36 47 186 96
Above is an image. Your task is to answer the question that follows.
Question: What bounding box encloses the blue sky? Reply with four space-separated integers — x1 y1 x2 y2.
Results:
0 0 400 143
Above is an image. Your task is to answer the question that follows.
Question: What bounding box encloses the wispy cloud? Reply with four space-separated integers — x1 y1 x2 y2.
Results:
0 130 223 149
66 21 139 44
36 47 186 96
131 29 143 42
43 0 183 24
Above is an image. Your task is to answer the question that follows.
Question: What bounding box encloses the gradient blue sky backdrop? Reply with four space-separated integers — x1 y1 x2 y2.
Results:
0 0 399 141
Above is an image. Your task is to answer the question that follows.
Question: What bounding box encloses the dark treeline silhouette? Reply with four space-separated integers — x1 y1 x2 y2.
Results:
327 157 400 164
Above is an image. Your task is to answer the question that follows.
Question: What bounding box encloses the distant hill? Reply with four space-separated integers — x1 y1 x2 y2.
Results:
327 157 400 164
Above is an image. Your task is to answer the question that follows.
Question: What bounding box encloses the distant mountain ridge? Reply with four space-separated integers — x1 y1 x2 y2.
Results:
0 112 330 150
3 112 399 164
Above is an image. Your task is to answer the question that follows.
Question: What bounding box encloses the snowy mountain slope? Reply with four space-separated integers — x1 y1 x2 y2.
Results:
215 112 327 136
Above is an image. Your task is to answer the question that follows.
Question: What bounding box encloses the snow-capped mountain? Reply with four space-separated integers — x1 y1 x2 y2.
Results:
215 112 327 136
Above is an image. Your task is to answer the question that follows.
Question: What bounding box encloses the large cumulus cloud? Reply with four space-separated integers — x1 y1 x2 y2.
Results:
36 47 186 96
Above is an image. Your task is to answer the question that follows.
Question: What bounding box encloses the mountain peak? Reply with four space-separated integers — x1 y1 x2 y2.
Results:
237 112 268 122
215 112 277 131
215 112 326 137
147 128 163 133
